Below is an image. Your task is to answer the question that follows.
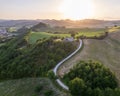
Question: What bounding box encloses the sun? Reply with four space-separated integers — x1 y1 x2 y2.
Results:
59 0 94 20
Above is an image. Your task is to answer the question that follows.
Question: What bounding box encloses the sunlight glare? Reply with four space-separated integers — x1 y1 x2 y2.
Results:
59 0 94 20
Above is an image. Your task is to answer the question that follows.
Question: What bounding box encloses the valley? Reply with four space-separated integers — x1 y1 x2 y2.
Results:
0 21 120 96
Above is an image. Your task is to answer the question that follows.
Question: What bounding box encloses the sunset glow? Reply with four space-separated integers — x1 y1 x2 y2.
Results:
0 0 120 20
60 0 94 20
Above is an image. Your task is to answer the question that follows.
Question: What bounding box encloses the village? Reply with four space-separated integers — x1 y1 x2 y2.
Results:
0 27 17 42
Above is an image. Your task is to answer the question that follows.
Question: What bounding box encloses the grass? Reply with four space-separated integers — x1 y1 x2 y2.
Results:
76 31 105 37
27 32 70 44
27 28 105 44
41 27 105 34
0 43 6 47
76 28 105 37
0 78 68 96
58 31 120 85
43 27 105 37
108 26 120 32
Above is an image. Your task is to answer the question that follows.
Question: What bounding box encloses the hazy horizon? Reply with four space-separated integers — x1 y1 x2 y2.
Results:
1 0 120 20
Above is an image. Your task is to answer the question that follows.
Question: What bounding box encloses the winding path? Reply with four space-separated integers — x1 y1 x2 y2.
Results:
53 39 83 90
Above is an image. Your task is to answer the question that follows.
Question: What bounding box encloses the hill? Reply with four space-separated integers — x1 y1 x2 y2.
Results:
0 34 77 80
27 32 70 44
58 31 120 84
31 22 49 32
1 19 120 28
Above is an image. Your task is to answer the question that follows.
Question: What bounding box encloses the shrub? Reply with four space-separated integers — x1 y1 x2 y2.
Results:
44 90 53 96
34 84 43 93
63 60 119 96
47 70 56 79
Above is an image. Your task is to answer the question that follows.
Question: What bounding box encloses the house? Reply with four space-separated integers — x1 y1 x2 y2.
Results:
63 37 74 42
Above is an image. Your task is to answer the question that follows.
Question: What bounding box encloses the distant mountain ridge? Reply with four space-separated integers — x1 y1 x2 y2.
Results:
0 19 120 28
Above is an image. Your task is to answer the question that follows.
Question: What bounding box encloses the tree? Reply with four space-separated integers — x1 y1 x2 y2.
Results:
69 31 76 38
93 88 104 96
63 60 119 96
47 70 56 79
69 77 86 96
64 60 118 89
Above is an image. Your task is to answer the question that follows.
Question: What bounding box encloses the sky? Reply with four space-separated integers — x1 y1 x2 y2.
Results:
0 0 120 20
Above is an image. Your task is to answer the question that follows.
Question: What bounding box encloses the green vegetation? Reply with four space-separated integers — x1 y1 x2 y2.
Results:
34 84 43 93
27 32 70 44
1 22 119 96
0 78 66 96
31 22 50 32
79 31 120 83
69 77 86 96
76 31 105 38
58 31 120 84
47 70 57 79
63 60 120 96
7 27 17 32
44 90 54 96
27 28 105 44
27 23 106 44
108 26 120 32
0 34 76 80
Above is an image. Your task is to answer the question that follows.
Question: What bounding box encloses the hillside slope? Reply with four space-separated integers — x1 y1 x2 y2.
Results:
58 31 120 84
0 78 68 96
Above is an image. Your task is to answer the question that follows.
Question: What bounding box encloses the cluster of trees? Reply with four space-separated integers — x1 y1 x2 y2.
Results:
0 35 76 80
63 60 120 96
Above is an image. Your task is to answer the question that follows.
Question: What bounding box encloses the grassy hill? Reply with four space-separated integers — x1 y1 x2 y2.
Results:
27 32 70 44
0 78 68 96
58 31 120 85
76 31 105 38
80 32 120 83
27 28 105 44
0 32 75 96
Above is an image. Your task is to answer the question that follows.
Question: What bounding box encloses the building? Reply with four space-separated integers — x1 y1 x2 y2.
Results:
63 37 74 42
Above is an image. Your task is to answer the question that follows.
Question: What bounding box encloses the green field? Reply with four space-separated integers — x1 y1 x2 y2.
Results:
27 28 105 44
76 28 105 37
0 78 68 96
76 31 105 37
27 32 70 44
39 27 105 34
0 43 6 47
108 26 120 32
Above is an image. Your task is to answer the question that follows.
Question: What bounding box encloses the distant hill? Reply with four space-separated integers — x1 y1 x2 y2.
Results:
31 22 49 31
0 19 120 28
0 20 39 28
41 19 120 28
